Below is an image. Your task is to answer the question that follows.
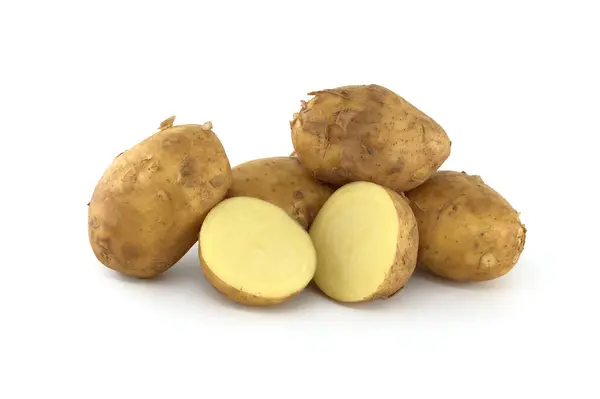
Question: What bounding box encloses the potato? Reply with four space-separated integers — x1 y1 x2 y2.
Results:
199 197 317 306
310 181 419 302
227 156 334 229
88 116 232 278
291 84 451 192
405 171 526 282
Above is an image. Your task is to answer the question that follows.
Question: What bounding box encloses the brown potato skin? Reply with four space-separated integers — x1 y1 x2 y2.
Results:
369 189 419 300
291 84 451 192
199 251 298 306
227 156 334 229
405 171 526 282
88 118 232 278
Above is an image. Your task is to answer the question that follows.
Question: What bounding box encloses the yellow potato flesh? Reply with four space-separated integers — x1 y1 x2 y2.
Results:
200 197 316 300
310 182 399 302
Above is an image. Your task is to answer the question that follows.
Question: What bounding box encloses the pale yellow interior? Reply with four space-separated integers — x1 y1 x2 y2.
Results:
310 182 399 302
200 197 316 298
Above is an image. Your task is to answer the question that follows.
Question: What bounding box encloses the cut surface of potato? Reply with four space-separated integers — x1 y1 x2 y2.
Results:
310 181 418 302
199 197 316 305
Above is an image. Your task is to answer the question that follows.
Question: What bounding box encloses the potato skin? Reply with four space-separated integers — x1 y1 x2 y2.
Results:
227 156 334 229
88 118 232 278
199 251 297 306
291 84 451 191
405 171 526 282
369 189 419 300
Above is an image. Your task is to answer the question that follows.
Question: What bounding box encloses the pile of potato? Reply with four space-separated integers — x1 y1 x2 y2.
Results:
88 84 526 305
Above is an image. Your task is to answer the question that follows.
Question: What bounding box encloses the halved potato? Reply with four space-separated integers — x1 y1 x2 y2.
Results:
199 197 317 306
310 181 419 302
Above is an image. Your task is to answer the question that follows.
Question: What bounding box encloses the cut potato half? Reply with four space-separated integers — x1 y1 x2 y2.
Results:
199 197 317 306
310 182 419 302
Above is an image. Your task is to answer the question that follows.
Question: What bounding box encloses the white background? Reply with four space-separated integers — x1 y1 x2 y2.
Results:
1 1 599 398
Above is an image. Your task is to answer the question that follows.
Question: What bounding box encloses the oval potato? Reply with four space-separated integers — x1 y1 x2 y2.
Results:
227 156 334 229
88 117 232 278
291 84 451 192
406 171 526 282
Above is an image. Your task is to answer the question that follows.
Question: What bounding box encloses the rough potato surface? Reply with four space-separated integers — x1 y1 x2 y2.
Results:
406 171 526 282
291 84 451 191
373 188 419 299
228 156 334 229
88 117 232 278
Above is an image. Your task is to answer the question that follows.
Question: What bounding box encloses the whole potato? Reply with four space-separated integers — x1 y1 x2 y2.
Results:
405 171 526 282
227 156 334 229
291 84 451 192
88 116 232 278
